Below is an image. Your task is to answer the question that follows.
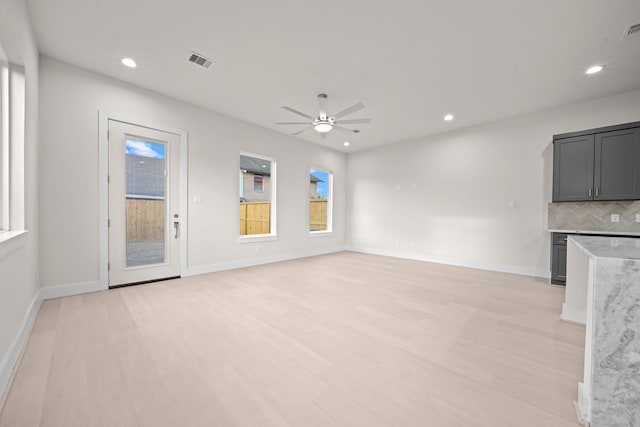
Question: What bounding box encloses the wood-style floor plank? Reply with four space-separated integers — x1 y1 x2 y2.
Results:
0 252 584 426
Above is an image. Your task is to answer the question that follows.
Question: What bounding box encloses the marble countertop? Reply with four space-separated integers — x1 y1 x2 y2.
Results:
570 235 640 260
570 234 640 425
548 228 640 237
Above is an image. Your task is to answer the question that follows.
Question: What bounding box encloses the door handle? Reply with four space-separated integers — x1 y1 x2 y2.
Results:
173 221 180 239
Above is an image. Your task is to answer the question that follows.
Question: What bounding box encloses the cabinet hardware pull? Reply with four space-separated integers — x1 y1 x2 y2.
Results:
595 187 599 197
588 188 592 197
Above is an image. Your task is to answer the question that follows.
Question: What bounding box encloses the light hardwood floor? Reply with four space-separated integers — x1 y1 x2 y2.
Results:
0 252 585 426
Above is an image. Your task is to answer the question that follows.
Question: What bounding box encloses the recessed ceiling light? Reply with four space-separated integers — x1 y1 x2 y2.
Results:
122 58 137 68
444 114 454 121
343 142 350 147
586 65 604 75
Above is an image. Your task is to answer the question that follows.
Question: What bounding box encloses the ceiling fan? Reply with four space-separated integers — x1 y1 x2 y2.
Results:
276 94 372 137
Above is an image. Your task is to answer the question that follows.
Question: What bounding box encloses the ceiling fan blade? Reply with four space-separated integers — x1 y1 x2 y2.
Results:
334 118 372 125
275 122 312 125
291 127 311 136
282 106 314 120
318 94 328 120
333 125 358 134
333 102 365 119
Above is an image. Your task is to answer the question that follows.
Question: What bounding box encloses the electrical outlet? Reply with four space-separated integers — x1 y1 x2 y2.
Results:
611 214 620 223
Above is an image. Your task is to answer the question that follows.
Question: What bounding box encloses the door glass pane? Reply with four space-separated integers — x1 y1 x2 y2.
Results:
125 137 166 267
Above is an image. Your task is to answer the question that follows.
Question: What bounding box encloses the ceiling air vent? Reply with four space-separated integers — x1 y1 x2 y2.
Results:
622 23 640 41
188 51 214 69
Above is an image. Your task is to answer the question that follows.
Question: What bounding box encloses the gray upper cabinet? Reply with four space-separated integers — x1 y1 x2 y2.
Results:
553 135 595 201
553 122 640 202
595 128 640 200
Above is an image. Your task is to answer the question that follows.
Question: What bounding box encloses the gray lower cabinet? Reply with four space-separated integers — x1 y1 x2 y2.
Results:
551 233 567 285
553 122 640 202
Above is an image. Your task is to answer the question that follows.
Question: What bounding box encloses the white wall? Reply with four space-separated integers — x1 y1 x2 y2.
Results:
0 0 40 397
39 56 346 289
346 89 640 277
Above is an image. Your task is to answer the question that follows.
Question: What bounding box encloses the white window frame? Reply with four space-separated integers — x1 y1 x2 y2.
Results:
239 152 277 242
0 61 26 241
253 175 264 192
0 62 8 232
309 167 333 235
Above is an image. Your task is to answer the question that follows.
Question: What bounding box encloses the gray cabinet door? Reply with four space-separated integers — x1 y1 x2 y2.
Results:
553 135 595 201
551 244 567 285
594 127 640 200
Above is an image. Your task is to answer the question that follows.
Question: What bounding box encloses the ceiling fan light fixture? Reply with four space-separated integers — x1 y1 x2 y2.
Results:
314 122 333 133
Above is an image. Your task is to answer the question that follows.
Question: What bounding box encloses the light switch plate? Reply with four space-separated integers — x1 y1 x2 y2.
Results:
611 214 620 223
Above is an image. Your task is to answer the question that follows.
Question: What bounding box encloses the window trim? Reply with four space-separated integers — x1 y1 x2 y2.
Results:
1 62 9 231
239 152 277 242
309 167 333 235
253 174 264 192
0 61 25 235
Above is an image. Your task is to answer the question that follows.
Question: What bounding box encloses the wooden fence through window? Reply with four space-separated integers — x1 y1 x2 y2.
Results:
125 199 329 239
239 200 328 235
309 199 328 231
240 202 271 235
126 198 165 240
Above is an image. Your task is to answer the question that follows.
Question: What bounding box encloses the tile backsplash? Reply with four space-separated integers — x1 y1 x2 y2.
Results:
548 201 640 233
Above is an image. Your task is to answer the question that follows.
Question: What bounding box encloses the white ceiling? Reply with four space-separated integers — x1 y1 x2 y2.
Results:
26 0 640 152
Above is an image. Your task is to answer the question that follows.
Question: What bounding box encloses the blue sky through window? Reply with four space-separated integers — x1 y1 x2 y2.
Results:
311 170 329 198
126 138 165 159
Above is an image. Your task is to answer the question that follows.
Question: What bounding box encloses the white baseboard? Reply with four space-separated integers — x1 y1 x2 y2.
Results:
186 247 345 277
577 381 590 423
0 281 102 403
562 303 586 325
0 295 41 406
38 281 104 300
345 246 550 279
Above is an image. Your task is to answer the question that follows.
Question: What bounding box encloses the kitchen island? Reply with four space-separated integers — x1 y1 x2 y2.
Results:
567 235 640 426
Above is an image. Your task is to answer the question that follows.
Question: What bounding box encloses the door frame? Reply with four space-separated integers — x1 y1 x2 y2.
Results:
98 111 188 289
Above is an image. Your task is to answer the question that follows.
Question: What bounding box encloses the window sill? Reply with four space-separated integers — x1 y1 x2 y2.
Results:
309 230 333 237
0 230 29 259
238 234 278 244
